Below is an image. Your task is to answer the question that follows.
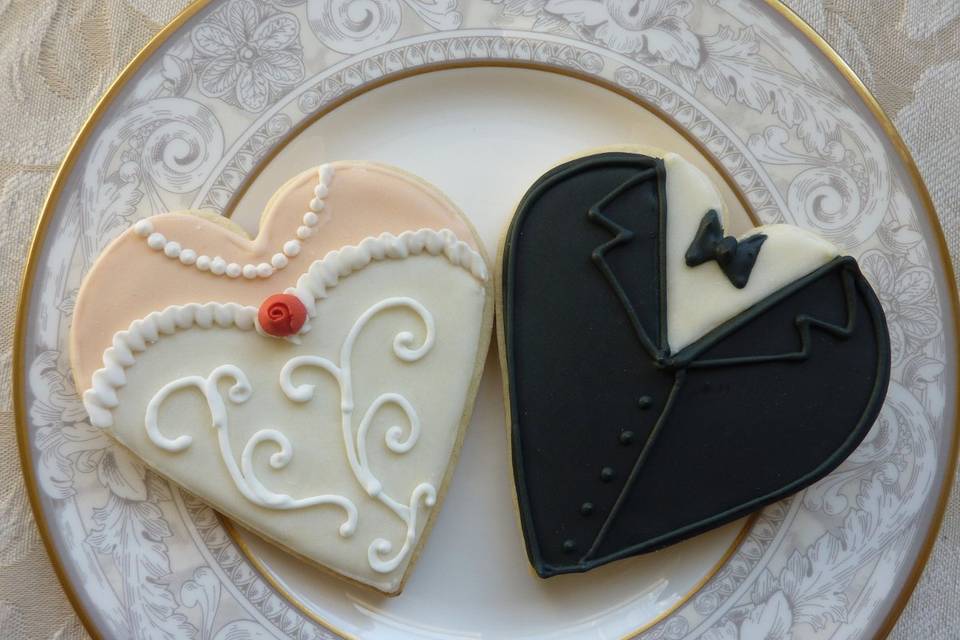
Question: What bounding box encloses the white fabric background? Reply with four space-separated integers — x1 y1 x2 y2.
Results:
0 0 956 638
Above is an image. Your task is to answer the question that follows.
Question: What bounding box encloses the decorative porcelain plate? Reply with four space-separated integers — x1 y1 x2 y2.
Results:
16 1 957 639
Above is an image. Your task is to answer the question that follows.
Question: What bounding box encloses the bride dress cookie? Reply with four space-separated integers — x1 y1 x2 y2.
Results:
498 149 890 577
71 162 493 595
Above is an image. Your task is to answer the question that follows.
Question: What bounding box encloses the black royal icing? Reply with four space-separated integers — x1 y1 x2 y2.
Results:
501 152 891 578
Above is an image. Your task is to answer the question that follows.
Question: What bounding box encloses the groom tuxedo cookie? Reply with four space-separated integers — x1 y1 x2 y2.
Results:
499 150 890 577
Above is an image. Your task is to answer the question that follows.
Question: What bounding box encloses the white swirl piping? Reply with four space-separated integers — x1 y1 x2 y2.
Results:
279 296 437 573
144 365 358 536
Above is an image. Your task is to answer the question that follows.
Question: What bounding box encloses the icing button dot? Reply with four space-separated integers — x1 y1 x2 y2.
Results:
147 233 166 250
296 225 312 240
637 395 652 409
562 540 577 554
179 249 197 265
163 241 181 258
256 262 273 278
600 467 615 483
271 253 288 269
580 502 594 517
242 264 258 279
303 211 319 227
619 430 634 446
226 263 242 278
283 240 301 257
210 257 227 275
196 255 211 271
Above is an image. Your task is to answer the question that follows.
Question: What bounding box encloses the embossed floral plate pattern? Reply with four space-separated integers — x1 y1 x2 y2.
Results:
17 1 955 639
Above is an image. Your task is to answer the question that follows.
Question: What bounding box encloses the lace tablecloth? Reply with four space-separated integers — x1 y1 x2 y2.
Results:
0 0 956 638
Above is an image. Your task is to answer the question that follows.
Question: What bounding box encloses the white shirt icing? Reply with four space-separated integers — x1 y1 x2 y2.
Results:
663 153 839 351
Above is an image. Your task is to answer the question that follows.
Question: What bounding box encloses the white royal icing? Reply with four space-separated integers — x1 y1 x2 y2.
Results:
132 164 335 279
663 153 840 351
82 230 487 582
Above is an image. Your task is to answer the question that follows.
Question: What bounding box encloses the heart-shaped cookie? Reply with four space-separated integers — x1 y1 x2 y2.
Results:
498 149 890 577
72 162 493 594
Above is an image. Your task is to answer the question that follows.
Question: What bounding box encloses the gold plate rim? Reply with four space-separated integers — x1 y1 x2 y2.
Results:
13 1 958 639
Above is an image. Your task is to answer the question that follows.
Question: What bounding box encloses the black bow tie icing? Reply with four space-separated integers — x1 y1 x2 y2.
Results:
685 210 767 289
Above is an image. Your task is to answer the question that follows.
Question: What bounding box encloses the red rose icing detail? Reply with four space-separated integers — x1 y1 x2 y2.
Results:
258 293 307 337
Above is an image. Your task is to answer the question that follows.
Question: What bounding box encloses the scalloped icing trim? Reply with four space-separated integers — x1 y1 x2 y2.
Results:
286 228 488 318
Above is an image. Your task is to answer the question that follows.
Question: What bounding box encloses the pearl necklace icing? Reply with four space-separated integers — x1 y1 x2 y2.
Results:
133 164 334 280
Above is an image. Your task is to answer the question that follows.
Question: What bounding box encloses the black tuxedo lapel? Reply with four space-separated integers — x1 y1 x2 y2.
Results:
585 156 668 358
